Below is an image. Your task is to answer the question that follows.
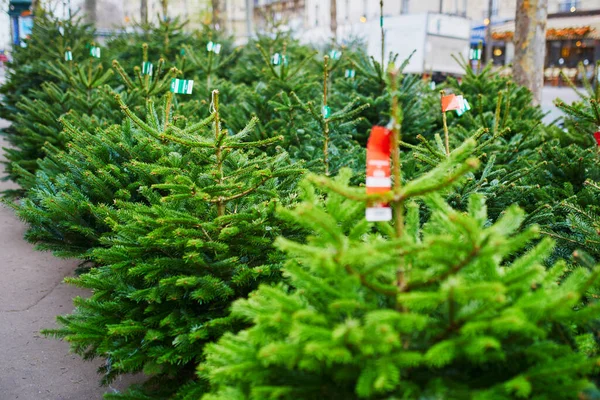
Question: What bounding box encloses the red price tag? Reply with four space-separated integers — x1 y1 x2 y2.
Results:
366 126 392 221
594 131 600 146
441 94 462 112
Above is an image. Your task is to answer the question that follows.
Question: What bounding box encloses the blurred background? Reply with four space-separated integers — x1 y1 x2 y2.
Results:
1 0 599 110
2 1 599 77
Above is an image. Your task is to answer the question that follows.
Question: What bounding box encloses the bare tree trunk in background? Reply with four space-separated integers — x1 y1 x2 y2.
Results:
141 0 148 23
212 0 220 29
330 0 337 41
161 0 168 17
485 0 493 63
84 0 96 24
513 0 548 106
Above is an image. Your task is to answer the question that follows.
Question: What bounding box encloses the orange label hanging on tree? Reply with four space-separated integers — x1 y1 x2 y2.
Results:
366 126 392 222
441 94 461 112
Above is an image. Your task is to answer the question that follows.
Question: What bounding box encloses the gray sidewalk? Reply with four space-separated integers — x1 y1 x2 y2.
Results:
0 118 138 399
541 86 581 124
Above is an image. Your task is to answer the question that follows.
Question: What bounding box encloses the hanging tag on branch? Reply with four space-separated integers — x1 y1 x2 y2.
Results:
345 69 356 78
469 48 481 61
207 41 222 54
272 53 288 66
441 94 461 112
366 126 392 222
272 53 281 65
90 46 101 58
455 96 471 116
180 48 186 56
441 94 470 116
322 105 331 118
64 51 73 61
170 78 194 94
329 50 342 60
142 61 153 76
594 130 600 146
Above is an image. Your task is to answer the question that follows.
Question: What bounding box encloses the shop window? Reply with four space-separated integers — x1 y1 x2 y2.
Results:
546 39 594 68
558 0 580 12
492 45 505 65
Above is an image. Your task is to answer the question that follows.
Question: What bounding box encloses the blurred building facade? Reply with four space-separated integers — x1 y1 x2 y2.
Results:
3 0 599 81
249 0 598 32
48 0 246 37
249 0 599 83
483 0 600 86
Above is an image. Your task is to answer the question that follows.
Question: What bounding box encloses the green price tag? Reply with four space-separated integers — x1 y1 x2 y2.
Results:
170 78 194 94
142 62 153 76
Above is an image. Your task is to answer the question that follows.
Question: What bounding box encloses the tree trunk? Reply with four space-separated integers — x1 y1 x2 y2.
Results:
330 0 337 40
513 0 548 106
141 0 148 24
212 0 220 29
84 0 96 24
485 0 493 64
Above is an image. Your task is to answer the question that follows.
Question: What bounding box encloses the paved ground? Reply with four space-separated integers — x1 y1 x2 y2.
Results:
0 117 139 398
541 86 580 124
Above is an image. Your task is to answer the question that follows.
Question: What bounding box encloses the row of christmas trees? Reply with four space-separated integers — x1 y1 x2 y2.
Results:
2 10 600 399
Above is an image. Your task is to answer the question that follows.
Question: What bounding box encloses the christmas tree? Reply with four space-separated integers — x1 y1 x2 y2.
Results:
283 55 368 176
555 61 600 146
532 61 600 262
13 100 170 258
106 16 203 74
4 52 116 190
445 56 547 139
0 10 96 127
2 10 600 400
43 90 302 398
330 50 437 145
200 68 600 400
11 45 189 257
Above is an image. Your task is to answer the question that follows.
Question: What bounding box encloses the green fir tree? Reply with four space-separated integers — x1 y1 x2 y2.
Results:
200 69 600 400
555 61 600 146
43 90 302 398
0 11 96 126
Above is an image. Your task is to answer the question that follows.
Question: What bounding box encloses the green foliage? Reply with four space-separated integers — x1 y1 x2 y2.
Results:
201 165 600 399
14 108 168 258
105 17 204 73
445 57 547 139
42 91 303 397
330 51 438 145
3 57 118 189
0 11 96 125
10 46 192 256
555 61 600 146
4 11 600 400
